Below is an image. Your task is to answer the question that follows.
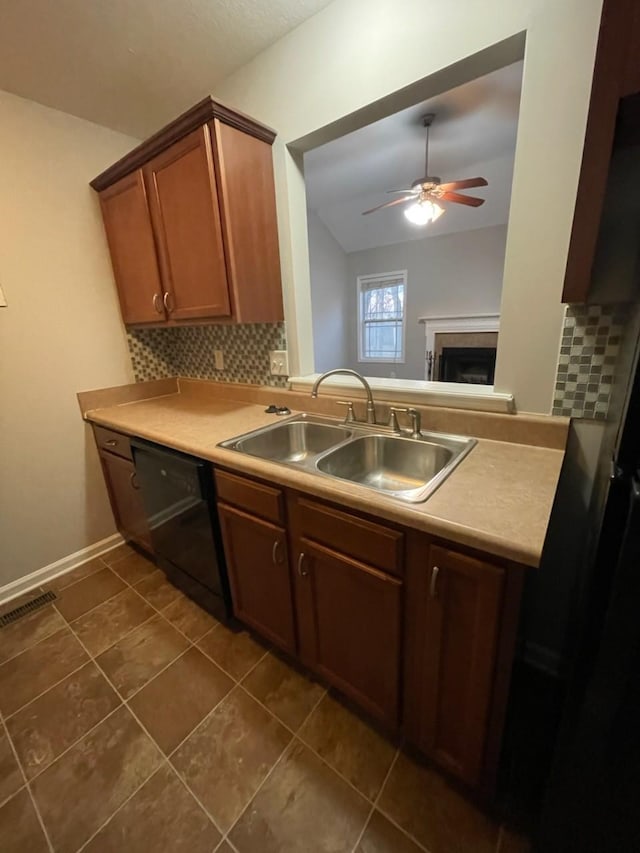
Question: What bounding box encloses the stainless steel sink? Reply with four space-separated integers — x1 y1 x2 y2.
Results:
316 434 453 496
219 413 476 503
231 419 352 463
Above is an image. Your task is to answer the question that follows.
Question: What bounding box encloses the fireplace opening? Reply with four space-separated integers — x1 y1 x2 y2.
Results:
439 347 496 384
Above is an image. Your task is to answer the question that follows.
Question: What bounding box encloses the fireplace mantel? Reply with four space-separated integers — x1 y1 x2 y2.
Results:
419 313 501 353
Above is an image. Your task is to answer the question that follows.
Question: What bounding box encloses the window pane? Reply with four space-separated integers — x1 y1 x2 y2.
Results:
363 320 403 359
358 275 405 360
363 284 404 321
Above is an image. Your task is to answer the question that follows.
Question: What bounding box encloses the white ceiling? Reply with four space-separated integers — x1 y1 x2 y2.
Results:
304 61 523 253
0 0 334 138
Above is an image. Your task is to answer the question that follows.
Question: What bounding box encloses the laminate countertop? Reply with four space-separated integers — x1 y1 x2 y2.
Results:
83 386 566 568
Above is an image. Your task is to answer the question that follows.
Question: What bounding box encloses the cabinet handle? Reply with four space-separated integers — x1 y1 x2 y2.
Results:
152 293 163 314
430 565 440 598
105 439 118 447
130 471 140 490
272 539 282 565
163 291 173 312
297 552 308 577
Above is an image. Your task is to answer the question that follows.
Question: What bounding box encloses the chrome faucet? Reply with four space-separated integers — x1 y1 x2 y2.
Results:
311 369 377 424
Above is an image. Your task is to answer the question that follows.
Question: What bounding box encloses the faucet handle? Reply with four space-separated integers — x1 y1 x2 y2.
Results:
336 400 356 423
389 406 410 433
407 408 422 438
389 406 421 438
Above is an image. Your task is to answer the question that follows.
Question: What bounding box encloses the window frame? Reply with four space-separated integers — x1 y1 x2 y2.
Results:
356 270 407 364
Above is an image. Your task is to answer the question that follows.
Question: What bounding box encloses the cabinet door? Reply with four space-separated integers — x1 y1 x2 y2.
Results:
144 126 231 321
298 539 402 727
218 504 295 653
212 119 283 323
414 545 504 787
99 171 165 324
99 451 152 552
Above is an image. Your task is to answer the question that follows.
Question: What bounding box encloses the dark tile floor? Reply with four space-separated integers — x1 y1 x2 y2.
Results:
0 544 531 853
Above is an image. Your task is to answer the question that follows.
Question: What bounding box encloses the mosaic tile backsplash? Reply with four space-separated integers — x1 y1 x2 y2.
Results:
127 322 288 387
552 304 625 419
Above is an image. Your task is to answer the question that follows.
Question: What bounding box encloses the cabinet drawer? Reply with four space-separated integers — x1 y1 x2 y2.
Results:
93 425 133 461
298 497 403 577
214 470 284 524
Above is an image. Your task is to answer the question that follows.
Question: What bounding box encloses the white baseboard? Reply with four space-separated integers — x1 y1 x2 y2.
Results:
0 533 126 606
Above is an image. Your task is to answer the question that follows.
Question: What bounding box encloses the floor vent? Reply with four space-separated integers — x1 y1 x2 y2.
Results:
0 590 57 627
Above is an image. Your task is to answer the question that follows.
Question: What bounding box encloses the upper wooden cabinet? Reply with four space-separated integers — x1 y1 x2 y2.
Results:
563 0 640 303
92 97 283 325
98 171 164 324
144 126 230 321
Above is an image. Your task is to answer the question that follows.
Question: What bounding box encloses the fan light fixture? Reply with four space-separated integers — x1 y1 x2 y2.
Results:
362 114 488 221
404 199 444 226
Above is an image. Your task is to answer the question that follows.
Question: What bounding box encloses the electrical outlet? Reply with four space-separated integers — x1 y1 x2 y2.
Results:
270 350 289 376
214 350 224 370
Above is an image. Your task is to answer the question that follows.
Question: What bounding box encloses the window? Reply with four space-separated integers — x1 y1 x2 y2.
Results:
357 271 406 362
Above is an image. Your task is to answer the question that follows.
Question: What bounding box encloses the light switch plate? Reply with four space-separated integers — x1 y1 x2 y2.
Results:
270 350 289 376
214 350 224 370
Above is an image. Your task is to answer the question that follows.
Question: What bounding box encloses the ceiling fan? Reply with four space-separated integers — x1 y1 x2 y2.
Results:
362 114 488 224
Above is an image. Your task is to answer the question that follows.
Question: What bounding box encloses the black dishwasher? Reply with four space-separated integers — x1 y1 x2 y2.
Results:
131 438 232 620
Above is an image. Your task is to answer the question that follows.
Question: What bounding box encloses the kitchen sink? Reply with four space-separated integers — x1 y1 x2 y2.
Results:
316 434 453 497
219 413 476 503
232 420 352 463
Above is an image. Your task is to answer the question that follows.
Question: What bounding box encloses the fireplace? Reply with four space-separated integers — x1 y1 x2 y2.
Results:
439 346 496 384
420 314 500 384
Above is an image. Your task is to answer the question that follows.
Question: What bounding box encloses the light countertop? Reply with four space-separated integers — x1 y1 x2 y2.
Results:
82 382 566 568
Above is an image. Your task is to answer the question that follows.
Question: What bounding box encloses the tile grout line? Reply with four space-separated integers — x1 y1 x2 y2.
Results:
0 613 69 668
5 550 428 852
69 607 160 658
3 652 91 722
360 743 435 853
73 760 173 853
16 703 125 787
350 748 401 853
373 806 436 853
63 613 230 849
233 679 396 812
69 603 231 846
220 679 330 847
3 550 239 849
0 712 55 853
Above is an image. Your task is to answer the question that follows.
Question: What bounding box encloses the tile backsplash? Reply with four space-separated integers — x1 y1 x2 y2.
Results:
127 322 287 387
552 305 625 419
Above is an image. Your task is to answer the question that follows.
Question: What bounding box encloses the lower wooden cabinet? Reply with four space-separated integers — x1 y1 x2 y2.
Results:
297 538 402 727
403 543 505 788
213 468 524 796
98 449 152 552
218 503 296 653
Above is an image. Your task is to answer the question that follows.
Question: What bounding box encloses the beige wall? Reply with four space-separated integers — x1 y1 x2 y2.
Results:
0 90 138 588
215 0 603 413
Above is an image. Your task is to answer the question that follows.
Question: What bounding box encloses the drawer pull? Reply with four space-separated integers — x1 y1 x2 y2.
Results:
430 565 440 598
152 293 163 314
272 539 282 565
163 291 174 312
130 471 140 490
297 552 308 578
105 439 118 447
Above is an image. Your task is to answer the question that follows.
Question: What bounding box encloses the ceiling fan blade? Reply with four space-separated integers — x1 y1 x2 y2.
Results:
362 196 414 215
438 177 488 192
440 190 485 208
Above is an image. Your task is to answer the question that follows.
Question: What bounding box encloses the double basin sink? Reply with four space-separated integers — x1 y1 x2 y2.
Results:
219 413 476 503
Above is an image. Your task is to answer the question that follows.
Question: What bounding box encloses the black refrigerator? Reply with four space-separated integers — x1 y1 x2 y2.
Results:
536 105 640 852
